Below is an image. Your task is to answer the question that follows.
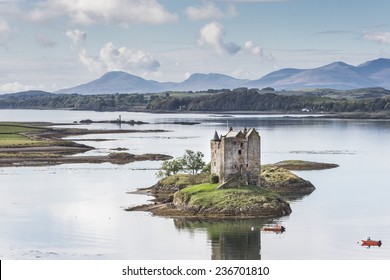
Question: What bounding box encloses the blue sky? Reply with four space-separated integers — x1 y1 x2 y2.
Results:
0 0 390 93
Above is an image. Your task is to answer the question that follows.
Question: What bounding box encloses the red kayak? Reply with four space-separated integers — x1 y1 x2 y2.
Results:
262 224 285 232
361 239 382 247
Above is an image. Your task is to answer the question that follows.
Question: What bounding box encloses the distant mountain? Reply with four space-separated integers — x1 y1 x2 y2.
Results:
171 73 249 92
56 71 249 94
56 71 166 94
246 59 390 90
247 68 304 87
356 58 390 88
55 58 390 94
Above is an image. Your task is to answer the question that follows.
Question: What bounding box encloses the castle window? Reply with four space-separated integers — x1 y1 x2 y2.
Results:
238 150 242 155
240 143 244 148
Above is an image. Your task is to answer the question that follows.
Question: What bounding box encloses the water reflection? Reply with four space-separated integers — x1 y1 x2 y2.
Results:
174 218 275 260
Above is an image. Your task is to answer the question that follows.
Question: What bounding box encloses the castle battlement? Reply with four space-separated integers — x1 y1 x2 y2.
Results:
211 127 261 187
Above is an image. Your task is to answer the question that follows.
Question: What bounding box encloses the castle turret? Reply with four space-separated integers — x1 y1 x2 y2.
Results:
212 130 220 141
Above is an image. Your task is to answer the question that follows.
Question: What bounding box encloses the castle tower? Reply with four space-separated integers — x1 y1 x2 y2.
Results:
211 128 261 187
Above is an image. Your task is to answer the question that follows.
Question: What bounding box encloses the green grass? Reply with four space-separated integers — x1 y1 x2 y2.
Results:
0 123 45 134
0 134 41 147
177 183 279 210
0 123 46 147
157 173 210 190
179 183 218 194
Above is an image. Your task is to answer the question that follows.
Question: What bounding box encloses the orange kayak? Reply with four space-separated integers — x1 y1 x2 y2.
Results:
361 239 382 247
262 225 285 232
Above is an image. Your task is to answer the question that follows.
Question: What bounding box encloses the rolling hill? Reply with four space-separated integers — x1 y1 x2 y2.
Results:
52 58 390 94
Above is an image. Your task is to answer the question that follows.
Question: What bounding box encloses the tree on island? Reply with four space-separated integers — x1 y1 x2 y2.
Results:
156 158 183 178
156 149 206 178
181 150 205 175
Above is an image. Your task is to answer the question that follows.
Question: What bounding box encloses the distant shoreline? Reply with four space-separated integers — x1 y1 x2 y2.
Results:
2 108 390 120
2 87 390 119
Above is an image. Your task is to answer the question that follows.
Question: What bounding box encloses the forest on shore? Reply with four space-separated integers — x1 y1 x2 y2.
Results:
1 87 390 117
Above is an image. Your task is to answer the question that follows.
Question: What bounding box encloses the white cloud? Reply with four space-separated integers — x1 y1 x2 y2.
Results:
186 2 236 20
99 42 160 72
244 40 263 56
198 21 241 54
186 3 223 20
29 0 178 25
363 31 390 44
65 29 87 50
65 29 160 73
78 49 105 73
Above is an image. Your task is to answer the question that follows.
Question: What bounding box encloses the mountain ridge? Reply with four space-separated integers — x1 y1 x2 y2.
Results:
51 58 390 94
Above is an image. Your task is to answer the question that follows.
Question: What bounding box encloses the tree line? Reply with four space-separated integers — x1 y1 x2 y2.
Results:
1 88 390 113
0 93 147 111
147 88 390 113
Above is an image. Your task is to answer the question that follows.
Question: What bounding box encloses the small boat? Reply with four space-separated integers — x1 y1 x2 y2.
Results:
361 239 382 247
262 224 285 232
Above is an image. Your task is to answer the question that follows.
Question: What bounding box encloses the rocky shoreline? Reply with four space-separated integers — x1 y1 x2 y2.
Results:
0 123 172 167
0 151 172 167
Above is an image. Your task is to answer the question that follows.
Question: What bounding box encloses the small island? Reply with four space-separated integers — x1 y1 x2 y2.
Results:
274 160 339 170
128 128 337 218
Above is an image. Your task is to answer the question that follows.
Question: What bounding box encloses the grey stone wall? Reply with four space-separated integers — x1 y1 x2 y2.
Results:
211 128 261 187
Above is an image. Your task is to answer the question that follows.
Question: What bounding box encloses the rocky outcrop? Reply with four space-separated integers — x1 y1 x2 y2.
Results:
274 160 339 170
261 165 315 196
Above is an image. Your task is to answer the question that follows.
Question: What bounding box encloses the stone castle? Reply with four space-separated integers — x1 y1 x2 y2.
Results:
211 127 261 187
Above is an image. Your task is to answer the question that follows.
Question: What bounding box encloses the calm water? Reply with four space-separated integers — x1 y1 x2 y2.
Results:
0 109 389 259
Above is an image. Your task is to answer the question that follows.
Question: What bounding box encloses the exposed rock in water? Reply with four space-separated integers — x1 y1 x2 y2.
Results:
107 152 135 164
108 152 173 164
274 160 339 170
261 165 315 196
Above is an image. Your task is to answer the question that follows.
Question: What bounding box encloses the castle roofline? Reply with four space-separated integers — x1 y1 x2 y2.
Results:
212 130 220 141
245 128 259 138
225 130 245 139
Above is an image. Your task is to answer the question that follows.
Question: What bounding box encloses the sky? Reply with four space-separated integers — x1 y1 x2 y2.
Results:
1 0 390 93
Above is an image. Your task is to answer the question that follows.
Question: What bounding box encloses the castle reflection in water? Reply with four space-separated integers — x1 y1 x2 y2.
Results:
174 218 272 260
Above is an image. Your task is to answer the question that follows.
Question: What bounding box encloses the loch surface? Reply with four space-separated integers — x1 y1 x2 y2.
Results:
0 110 389 259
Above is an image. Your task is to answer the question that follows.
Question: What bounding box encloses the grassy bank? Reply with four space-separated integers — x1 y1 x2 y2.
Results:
0 123 46 147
